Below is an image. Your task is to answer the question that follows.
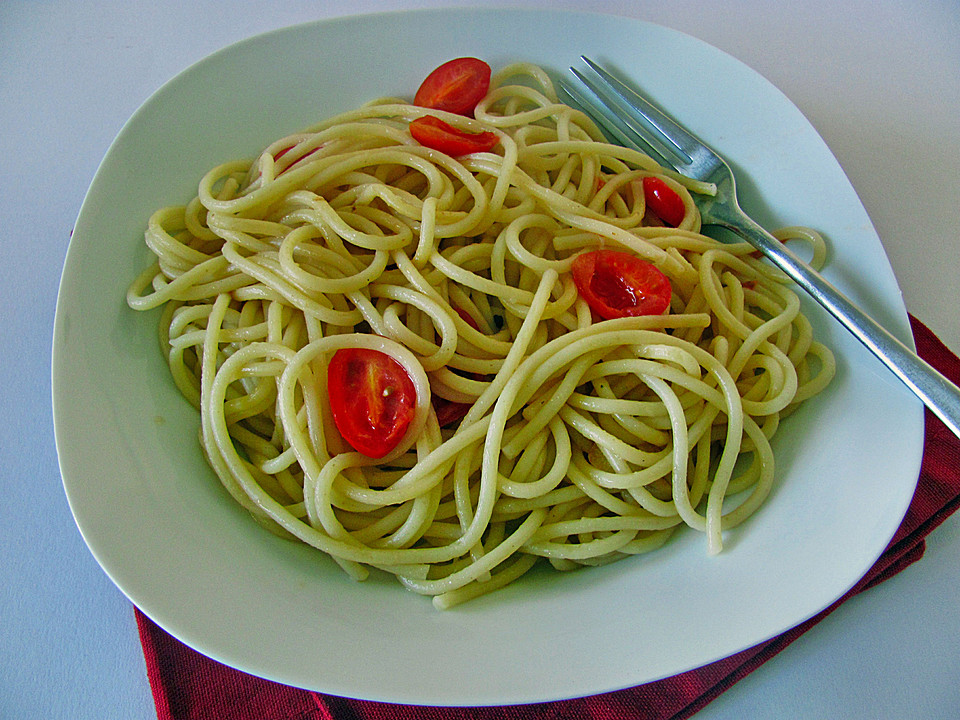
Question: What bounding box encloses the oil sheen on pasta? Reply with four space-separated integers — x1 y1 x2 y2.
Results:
127 62 835 609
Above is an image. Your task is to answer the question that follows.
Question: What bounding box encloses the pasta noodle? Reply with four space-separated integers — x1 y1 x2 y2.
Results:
127 62 835 609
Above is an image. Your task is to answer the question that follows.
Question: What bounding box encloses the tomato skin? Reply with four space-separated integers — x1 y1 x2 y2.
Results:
571 250 672 319
274 146 319 173
414 57 491 116
409 116 498 156
327 348 417 458
432 397 473 427
453 304 482 331
642 176 686 227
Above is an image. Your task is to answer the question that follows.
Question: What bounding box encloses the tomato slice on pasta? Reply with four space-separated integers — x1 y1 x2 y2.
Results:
572 250 672 319
641 176 686 227
327 348 417 458
414 57 491 116
409 116 498 156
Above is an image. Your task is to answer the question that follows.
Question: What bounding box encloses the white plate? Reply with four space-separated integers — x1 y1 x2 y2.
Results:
53 8 924 706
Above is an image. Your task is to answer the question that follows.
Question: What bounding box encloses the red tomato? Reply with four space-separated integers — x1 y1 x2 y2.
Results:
273 145 319 173
409 116 498 156
327 348 417 458
453 304 482 331
414 57 491 116
571 250 672 319
642 176 686 227
432 397 473 427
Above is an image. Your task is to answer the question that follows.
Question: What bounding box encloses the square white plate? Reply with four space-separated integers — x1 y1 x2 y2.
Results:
53 8 923 706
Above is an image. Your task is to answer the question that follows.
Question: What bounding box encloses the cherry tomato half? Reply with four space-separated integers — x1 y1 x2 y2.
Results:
409 116 499 156
571 249 672 319
414 57 492 116
327 347 417 458
642 176 686 228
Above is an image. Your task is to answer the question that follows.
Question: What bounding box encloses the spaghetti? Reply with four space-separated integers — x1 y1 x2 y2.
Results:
127 61 835 608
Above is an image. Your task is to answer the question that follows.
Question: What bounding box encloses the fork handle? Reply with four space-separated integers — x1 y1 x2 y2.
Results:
715 205 960 439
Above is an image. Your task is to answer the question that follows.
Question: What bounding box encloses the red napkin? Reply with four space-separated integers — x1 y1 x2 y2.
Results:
135 315 960 720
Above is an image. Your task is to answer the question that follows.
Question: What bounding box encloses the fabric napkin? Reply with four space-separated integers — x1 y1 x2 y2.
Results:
135 315 960 720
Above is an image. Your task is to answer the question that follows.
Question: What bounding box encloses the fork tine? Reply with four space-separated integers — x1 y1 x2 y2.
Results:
568 57 725 183
576 57 698 168
556 75 677 170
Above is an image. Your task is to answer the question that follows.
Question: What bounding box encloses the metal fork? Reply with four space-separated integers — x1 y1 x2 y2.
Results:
561 56 960 439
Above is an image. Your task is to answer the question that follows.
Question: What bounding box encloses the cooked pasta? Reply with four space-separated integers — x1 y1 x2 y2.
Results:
127 61 834 609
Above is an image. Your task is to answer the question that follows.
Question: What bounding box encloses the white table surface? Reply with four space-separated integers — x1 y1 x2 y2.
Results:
3 1 958 718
